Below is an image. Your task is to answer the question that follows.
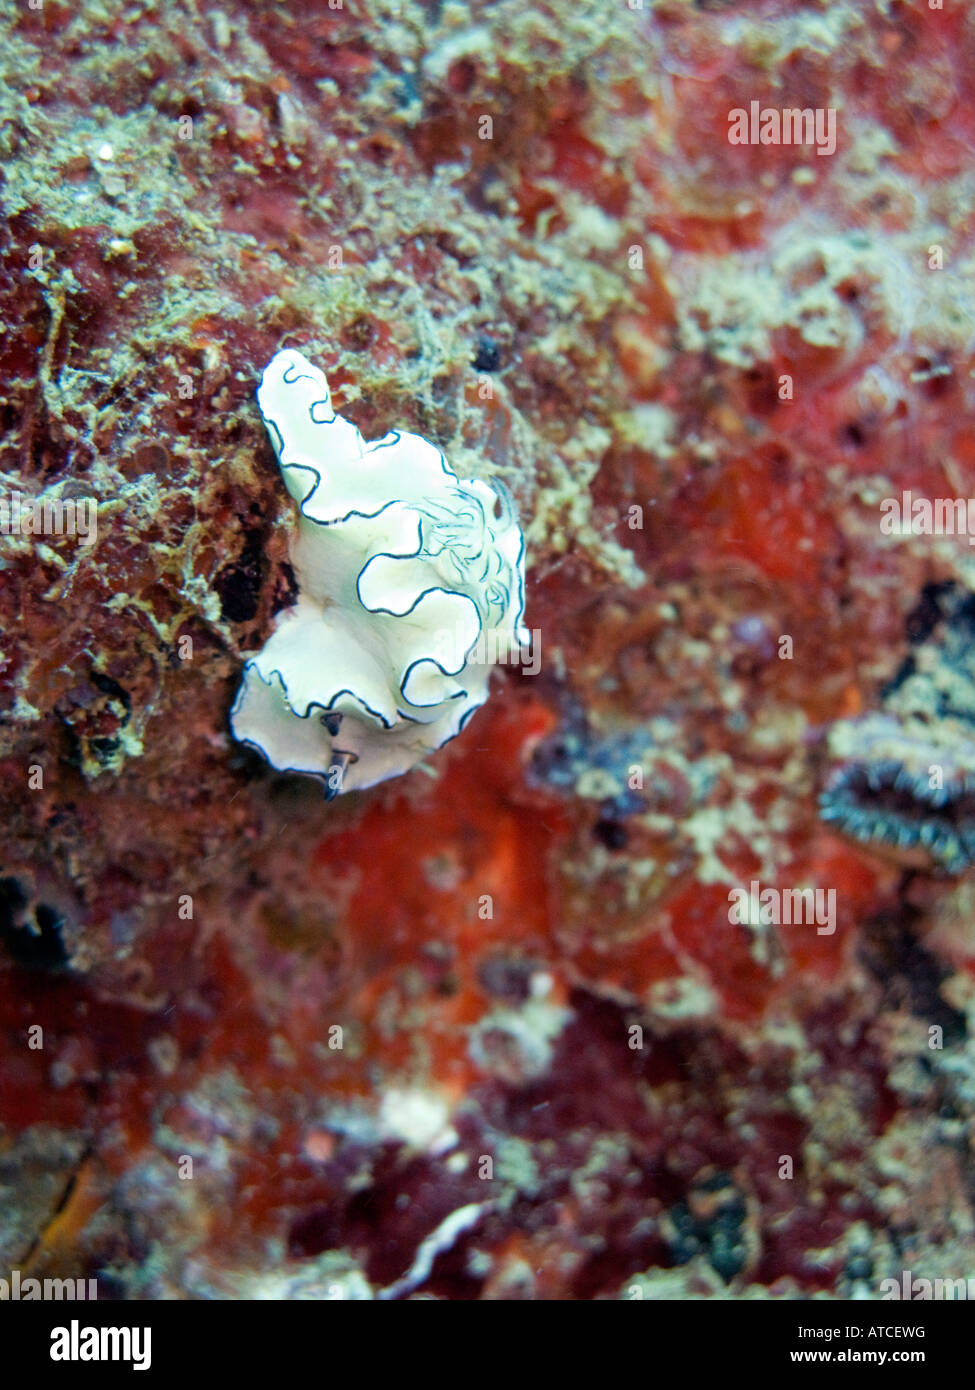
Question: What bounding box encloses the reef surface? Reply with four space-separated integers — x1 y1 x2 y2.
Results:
1 0 974 1299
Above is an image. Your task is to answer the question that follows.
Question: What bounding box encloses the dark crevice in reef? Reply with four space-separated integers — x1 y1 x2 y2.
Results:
0 877 70 972
270 559 300 617
857 898 966 1047
882 581 975 709
214 531 268 623
90 671 132 712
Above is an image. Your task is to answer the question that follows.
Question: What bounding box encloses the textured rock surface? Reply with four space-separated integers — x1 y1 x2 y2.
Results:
1 0 974 1299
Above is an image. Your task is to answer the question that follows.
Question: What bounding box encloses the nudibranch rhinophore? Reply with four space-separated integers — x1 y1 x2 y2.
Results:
230 349 530 798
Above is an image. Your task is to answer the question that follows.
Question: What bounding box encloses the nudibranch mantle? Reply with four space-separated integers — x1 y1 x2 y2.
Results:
230 349 529 797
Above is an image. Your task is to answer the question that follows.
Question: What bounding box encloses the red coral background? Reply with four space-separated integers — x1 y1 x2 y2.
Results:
1 0 974 1298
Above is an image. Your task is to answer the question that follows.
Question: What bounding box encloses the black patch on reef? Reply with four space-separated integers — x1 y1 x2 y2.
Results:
858 902 966 1047
215 533 266 623
472 335 501 372
271 560 300 616
89 735 121 766
0 875 27 920
58 718 84 769
882 581 975 706
905 581 959 647
593 817 628 850
593 787 648 851
0 879 69 971
90 670 131 713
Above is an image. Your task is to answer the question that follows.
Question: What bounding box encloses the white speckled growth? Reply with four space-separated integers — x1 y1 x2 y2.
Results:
230 349 529 797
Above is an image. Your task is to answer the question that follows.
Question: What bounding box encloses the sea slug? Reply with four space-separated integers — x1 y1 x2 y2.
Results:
230 349 529 797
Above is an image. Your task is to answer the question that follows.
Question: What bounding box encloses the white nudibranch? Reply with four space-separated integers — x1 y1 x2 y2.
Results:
230 349 529 798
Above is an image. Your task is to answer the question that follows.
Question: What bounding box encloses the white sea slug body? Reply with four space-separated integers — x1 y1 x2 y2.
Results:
230 349 529 797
